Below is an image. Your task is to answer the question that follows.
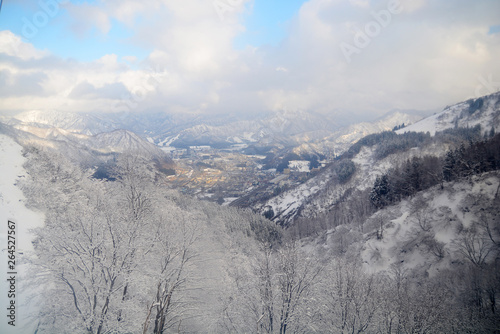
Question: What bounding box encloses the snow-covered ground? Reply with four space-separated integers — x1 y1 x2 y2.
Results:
396 93 499 136
0 134 44 334
361 171 500 275
263 169 333 223
288 160 310 173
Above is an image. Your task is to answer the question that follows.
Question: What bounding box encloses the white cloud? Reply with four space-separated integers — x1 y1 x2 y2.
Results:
1 1 499 122
247 0 500 116
69 81 129 100
349 0 370 9
0 31 49 60
122 55 138 63
0 69 47 97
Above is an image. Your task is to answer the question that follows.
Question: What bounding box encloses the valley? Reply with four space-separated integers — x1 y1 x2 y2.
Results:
0 92 499 333
1 108 423 208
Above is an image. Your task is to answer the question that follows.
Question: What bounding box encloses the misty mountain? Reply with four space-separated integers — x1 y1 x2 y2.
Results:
292 111 423 157
165 109 342 150
4 108 422 155
89 129 168 157
0 122 172 169
8 109 120 135
251 92 500 228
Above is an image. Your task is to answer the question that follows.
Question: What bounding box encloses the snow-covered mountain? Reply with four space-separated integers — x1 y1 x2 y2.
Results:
253 92 500 227
151 109 341 149
396 92 500 135
88 129 168 157
9 110 120 135
4 108 422 156
255 133 440 226
2 96 499 334
1 122 172 168
293 111 423 157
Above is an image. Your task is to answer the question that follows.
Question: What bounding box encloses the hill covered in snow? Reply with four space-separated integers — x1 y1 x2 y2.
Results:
3 108 423 158
250 92 500 229
396 92 500 136
0 122 173 170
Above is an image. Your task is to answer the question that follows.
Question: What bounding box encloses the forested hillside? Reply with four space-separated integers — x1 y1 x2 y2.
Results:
14 135 500 333
257 92 500 230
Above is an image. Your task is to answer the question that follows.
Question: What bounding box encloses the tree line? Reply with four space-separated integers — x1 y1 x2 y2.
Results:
371 131 500 210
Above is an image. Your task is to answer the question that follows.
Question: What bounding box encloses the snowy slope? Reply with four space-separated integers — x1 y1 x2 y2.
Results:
260 141 443 226
5 123 172 166
257 93 500 227
290 111 423 157
359 171 500 275
0 134 44 334
328 111 422 153
263 175 330 223
396 92 500 136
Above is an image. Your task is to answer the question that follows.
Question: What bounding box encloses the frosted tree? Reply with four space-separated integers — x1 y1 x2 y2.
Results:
318 259 378 334
219 241 322 334
453 223 496 268
24 150 204 333
140 210 200 334
273 242 322 334
31 178 146 333
370 174 391 209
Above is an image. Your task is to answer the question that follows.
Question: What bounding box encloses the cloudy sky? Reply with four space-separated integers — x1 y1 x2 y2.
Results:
0 0 499 121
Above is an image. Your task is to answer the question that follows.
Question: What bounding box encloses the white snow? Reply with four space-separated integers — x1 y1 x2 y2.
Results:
396 94 500 136
158 134 180 147
222 197 238 206
396 112 441 135
0 134 44 334
227 136 243 143
160 146 176 153
288 160 310 172
361 171 500 276
242 132 257 142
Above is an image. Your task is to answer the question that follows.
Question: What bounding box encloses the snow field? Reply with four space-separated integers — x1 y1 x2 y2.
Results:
0 134 44 334
361 171 500 275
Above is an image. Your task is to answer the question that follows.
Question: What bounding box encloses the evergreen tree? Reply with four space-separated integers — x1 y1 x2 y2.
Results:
370 174 391 209
409 158 422 193
443 151 456 182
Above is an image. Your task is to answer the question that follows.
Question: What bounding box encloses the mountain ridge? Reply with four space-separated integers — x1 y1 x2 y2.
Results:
252 92 500 228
